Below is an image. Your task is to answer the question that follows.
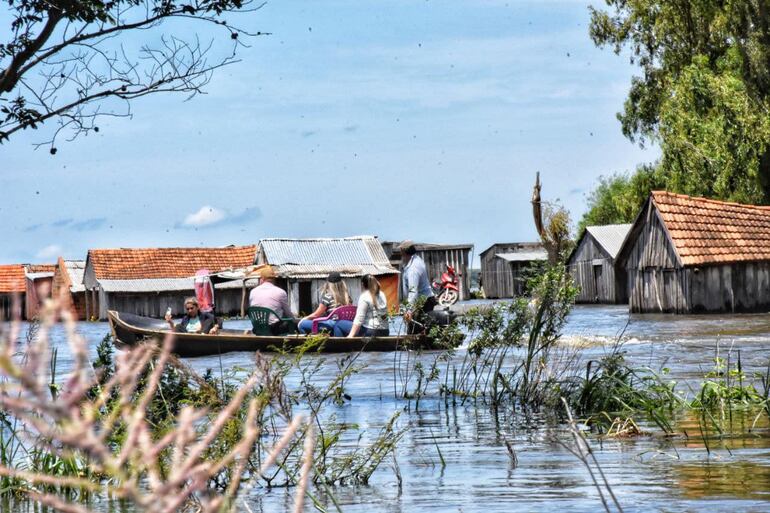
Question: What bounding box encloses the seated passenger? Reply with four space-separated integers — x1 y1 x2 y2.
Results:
347 275 389 338
298 272 353 335
249 266 298 335
165 297 220 334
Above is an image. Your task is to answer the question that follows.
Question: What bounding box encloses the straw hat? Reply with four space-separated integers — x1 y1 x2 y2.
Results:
258 266 277 279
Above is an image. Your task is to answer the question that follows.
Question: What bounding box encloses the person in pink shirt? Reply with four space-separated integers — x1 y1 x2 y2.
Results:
248 266 298 335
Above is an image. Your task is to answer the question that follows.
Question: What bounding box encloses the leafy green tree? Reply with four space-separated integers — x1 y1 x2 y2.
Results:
578 164 665 234
590 0 770 203
1 0 263 150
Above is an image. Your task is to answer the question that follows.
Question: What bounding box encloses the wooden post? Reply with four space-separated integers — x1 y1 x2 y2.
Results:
84 288 89 321
240 280 246 318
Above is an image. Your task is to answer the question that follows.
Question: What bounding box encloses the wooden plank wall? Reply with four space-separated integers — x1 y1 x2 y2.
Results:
625 208 689 313
688 262 770 313
103 289 247 319
0 294 24 320
417 248 472 300
568 233 621 303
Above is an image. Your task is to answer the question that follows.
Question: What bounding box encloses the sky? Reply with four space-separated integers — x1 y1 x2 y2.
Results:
1 0 658 266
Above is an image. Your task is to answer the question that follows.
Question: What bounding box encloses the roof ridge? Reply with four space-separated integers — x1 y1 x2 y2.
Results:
651 190 770 212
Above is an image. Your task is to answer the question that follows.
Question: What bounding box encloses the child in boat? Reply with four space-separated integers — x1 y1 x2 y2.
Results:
347 275 389 338
297 272 353 334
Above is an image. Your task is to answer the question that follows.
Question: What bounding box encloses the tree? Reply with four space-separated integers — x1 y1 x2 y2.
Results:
0 0 264 150
531 173 574 263
590 0 770 203
578 164 664 234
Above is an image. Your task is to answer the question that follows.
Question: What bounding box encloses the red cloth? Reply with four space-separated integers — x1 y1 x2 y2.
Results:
194 269 215 313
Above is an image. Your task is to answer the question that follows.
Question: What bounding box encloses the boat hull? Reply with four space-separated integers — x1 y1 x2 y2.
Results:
107 310 437 357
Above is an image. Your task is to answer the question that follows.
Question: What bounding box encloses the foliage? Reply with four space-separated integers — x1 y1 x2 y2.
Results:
0 0 264 149
539 202 575 263
577 164 665 235
590 0 770 203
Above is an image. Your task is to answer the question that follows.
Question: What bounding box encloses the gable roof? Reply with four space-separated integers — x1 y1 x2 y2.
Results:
647 191 770 266
56 258 86 293
258 236 398 278
0 265 27 293
585 224 632 259
86 246 257 280
480 242 544 257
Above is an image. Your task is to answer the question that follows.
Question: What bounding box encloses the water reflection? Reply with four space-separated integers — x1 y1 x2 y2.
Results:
6 305 770 512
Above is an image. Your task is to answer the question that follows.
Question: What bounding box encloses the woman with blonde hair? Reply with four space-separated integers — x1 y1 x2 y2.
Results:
298 272 353 334
347 274 389 338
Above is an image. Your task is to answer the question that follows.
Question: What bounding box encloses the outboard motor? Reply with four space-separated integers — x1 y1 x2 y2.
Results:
427 307 457 327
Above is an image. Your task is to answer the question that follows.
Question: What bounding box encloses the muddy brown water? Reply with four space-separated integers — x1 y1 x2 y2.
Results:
7 303 770 512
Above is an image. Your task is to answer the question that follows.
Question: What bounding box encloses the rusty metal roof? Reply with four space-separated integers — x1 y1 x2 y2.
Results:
259 236 398 278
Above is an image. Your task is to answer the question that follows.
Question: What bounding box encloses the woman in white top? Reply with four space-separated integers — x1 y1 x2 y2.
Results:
347 275 390 338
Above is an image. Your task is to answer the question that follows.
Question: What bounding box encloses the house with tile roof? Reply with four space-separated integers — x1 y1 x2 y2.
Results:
52 258 87 320
616 191 770 313
567 224 632 304
478 242 547 298
0 264 26 319
83 245 257 319
255 237 400 315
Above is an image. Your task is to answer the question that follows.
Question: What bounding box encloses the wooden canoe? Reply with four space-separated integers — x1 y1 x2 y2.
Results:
107 310 437 357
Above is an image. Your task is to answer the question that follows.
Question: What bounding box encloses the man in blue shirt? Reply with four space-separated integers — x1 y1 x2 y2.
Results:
399 240 437 333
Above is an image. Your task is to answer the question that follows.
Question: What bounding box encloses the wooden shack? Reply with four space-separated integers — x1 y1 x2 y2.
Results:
479 243 547 298
52 258 87 320
256 237 400 315
381 242 474 301
83 245 257 320
24 264 56 319
0 264 26 320
616 191 770 314
567 224 631 304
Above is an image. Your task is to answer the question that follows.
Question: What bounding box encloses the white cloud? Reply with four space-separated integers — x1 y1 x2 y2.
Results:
183 206 227 227
36 244 62 261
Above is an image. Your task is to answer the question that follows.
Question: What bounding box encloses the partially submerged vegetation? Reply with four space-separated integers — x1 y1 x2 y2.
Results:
3 267 770 512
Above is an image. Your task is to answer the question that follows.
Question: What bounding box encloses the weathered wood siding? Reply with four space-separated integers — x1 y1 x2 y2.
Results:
568 233 624 304
624 207 688 313
688 262 770 313
480 244 541 298
103 289 247 319
415 248 472 301
0 294 24 320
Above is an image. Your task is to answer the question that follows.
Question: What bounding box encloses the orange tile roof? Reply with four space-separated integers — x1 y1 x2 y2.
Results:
0 265 26 293
87 245 257 280
27 264 57 273
652 191 770 266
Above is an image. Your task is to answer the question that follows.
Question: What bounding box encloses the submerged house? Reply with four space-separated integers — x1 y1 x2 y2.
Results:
381 242 474 301
567 224 632 304
52 258 87 320
83 245 257 320
616 191 770 314
255 237 400 315
479 243 547 298
24 264 56 319
0 264 26 319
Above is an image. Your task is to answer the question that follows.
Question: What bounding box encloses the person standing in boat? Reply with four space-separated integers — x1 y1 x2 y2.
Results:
347 275 389 338
297 272 353 334
165 297 220 334
249 266 298 335
398 240 437 333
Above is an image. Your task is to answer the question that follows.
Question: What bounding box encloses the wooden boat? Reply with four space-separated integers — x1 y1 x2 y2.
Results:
108 310 437 357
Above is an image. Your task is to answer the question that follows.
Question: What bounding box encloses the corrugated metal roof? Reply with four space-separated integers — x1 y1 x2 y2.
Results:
99 277 257 293
25 272 54 280
259 237 398 278
65 260 86 293
586 224 632 259
495 251 548 262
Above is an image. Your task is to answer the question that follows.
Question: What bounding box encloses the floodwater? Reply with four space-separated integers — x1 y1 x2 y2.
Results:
7 304 770 512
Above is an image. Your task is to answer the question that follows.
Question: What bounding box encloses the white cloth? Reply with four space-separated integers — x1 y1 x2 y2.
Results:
353 291 388 330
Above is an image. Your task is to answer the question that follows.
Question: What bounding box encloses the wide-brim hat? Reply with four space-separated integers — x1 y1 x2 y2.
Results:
398 239 417 255
258 266 277 279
